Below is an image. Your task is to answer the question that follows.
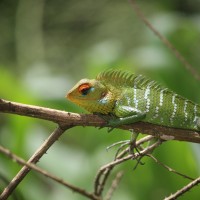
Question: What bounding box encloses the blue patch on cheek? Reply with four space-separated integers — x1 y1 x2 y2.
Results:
90 87 95 92
98 98 108 104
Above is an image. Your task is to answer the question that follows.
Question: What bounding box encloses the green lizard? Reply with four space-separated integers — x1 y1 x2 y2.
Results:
66 69 200 131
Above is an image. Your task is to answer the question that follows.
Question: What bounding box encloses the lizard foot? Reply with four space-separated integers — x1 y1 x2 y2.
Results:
106 140 131 159
94 113 118 132
106 130 145 168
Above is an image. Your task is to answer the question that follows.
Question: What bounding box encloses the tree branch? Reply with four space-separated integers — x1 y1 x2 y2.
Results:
164 176 200 200
128 0 200 81
0 99 200 143
1 98 200 199
147 154 194 181
104 171 124 200
94 139 162 196
0 145 101 200
0 126 70 199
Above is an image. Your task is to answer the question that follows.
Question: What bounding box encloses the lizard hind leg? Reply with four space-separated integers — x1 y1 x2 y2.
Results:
106 129 140 159
106 129 145 168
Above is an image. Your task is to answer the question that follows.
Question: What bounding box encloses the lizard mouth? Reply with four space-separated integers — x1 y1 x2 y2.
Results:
65 92 72 100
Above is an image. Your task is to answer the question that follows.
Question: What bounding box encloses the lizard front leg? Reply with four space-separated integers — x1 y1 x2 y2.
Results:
108 106 146 127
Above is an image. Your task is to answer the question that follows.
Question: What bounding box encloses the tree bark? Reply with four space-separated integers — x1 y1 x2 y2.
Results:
0 98 200 143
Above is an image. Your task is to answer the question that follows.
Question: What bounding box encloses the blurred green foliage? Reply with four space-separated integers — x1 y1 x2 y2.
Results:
0 0 200 199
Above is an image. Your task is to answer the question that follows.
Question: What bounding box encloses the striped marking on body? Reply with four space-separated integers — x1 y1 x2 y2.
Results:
193 104 200 129
193 104 197 122
158 89 167 123
170 94 177 124
133 81 139 109
183 100 188 122
152 106 160 119
150 88 167 120
144 83 152 112
159 89 166 106
125 95 131 107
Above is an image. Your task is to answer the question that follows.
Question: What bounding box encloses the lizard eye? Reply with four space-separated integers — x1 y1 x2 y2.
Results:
78 84 91 96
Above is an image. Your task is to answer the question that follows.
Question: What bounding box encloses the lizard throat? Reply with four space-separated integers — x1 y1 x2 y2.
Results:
78 92 116 114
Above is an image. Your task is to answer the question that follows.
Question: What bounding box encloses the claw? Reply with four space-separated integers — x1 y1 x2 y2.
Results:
106 139 131 159
106 129 146 168
94 112 117 132
114 141 131 159
132 155 145 170
106 140 130 151
107 127 115 133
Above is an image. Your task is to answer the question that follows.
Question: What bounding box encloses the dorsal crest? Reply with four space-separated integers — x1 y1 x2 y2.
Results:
96 69 166 91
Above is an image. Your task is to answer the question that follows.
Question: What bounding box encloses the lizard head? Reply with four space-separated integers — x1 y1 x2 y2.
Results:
66 79 115 114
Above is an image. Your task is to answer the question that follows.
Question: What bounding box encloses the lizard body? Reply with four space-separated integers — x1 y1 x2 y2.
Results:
66 70 200 131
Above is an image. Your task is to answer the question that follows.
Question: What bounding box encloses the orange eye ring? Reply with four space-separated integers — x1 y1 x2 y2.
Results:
78 83 91 95
78 84 91 93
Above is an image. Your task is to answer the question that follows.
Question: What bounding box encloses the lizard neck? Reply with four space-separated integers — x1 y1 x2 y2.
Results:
82 91 116 114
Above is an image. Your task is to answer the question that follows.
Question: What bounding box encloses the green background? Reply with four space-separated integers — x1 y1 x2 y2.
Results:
0 0 200 199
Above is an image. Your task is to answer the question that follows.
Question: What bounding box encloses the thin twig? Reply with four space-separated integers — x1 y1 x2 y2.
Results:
94 167 113 196
0 145 100 200
94 139 162 196
0 126 71 200
164 176 200 200
128 0 200 81
147 154 194 181
94 156 132 195
0 99 200 143
104 171 124 200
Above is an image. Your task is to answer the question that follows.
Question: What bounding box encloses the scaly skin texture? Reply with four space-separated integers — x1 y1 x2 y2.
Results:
66 70 200 131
